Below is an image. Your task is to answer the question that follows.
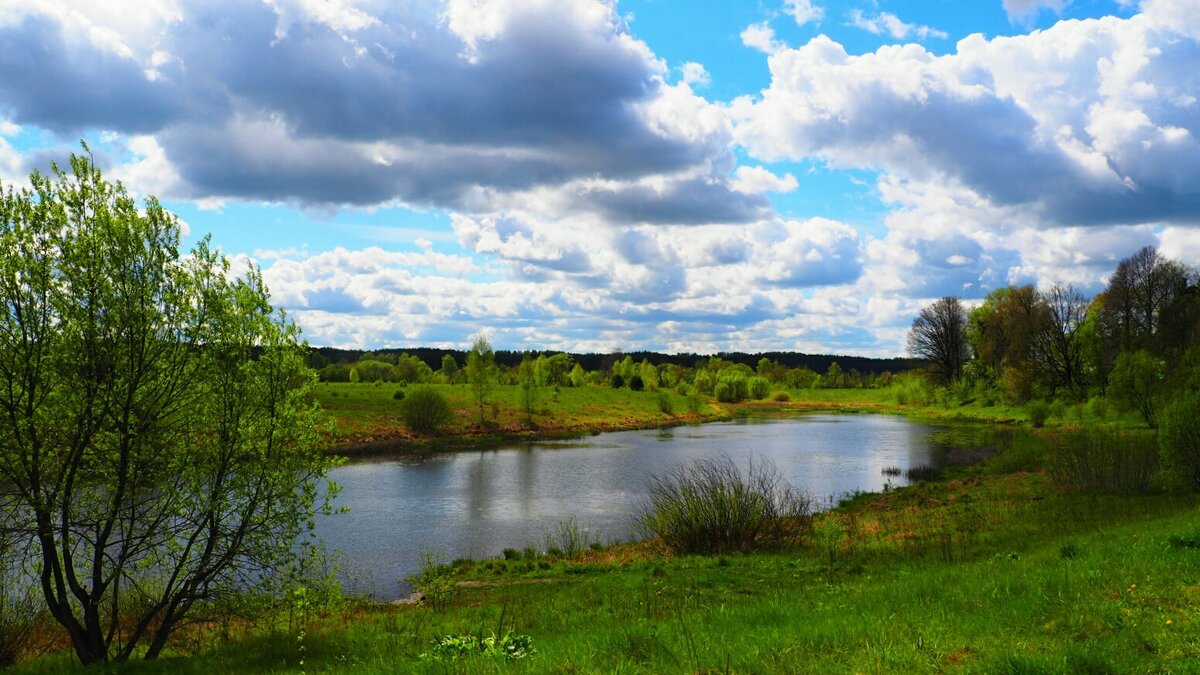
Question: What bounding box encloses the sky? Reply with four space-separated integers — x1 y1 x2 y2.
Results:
1 0 1198 356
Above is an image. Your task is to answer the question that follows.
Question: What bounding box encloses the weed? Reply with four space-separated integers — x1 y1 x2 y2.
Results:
641 455 812 554
881 465 902 477
407 552 456 610
905 464 942 482
421 630 535 661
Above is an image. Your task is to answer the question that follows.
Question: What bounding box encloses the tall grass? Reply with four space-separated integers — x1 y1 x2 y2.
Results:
1048 429 1159 494
640 456 811 554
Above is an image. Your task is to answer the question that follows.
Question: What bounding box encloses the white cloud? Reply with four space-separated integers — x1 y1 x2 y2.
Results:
741 22 784 54
784 0 823 26
1003 0 1070 22
732 165 799 193
848 10 948 41
679 61 711 87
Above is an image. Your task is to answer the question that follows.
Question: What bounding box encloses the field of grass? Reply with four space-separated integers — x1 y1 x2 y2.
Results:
315 382 725 451
13 433 1199 673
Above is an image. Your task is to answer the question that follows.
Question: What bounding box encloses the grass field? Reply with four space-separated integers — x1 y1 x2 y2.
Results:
12 426 1199 673
314 382 725 451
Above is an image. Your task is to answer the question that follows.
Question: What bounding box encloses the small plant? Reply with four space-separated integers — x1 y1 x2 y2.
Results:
880 466 902 477
610 374 625 389
401 387 453 434
1027 400 1050 428
1059 541 1083 560
407 552 457 610
629 374 645 391
545 516 594 557
502 548 520 560
812 515 846 569
1167 528 1200 549
772 391 791 402
657 391 674 414
421 631 535 661
687 394 707 414
1087 397 1109 419
392 389 406 400
904 464 942 482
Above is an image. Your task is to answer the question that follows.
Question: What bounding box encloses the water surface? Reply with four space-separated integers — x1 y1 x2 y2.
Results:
316 414 956 598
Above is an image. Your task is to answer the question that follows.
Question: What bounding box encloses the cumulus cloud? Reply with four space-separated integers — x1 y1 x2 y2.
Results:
784 0 823 26
0 0 744 224
732 9 1200 229
741 22 784 54
848 10 948 41
1003 0 1070 21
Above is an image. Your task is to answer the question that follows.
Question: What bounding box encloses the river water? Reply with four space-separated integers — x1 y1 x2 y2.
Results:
315 413 976 598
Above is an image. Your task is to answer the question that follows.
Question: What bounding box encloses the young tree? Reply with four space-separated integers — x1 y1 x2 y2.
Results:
465 334 496 423
908 296 970 384
0 152 335 664
517 356 540 425
1109 350 1166 428
440 353 460 382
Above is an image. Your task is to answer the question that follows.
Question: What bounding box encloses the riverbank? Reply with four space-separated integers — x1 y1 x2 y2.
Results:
14 426 1199 673
318 382 1145 456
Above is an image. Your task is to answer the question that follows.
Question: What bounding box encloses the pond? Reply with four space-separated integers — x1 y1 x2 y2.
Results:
315 413 993 599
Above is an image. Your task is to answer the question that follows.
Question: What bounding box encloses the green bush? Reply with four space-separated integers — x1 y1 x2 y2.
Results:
772 391 791 402
641 456 811 554
656 391 674 414
1048 429 1159 494
392 389 406 401
1087 397 1109 419
1159 392 1200 488
401 387 453 434
687 394 707 414
1027 400 1050 428
748 376 770 400
629 374 644 391
610 374 625 389
715 373 749 403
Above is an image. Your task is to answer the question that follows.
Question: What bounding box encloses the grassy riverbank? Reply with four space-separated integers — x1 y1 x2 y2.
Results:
13 428 1199 673
318 381 1153 454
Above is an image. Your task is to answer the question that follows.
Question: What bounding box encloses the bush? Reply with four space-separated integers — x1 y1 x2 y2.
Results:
629 374 645 391
392 389 406 401
1048 429 1159 494
0 538 38 667
748 376 770 400
687 394 707 414
714 373 750 403
1087 397 1109 419
610 374 625 389
402 387 453 434
1027 400 1050 428
1159 392 1200 488
656 391 674 414
772 391 791 402
641 456 811 554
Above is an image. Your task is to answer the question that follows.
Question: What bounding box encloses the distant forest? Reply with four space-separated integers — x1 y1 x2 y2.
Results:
307 347 917 377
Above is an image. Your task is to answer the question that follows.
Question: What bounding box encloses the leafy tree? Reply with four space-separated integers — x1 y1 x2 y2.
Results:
1160 392 1200 488
517 356 539 425
466 334 496 423
908 296 970 384
569 363 586 388
0 153 335 664
1032 284 1089 398
1109 350 1165 427
440 354 460 382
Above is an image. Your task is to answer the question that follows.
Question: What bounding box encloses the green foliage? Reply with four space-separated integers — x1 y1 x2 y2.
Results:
641 456 811 554
1027 400 1050 428
656 391 674 414
401 386 453 434
518 356 540 424
1048 429 1159 494
772 391 791 402
391 389 405 400
610 373 625 389
1109 350 1166 427
0 151 336 664
748 376 770 400
629 374 645 391
544 516 595 558
422 631 535 661
714 372 749 403
466 334 497 423
0 535 39 668
408 552 457 610
1158 392 1200 487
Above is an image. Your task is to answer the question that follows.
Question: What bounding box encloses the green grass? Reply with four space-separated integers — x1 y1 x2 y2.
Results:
313 382 725 450
15 443 1200 674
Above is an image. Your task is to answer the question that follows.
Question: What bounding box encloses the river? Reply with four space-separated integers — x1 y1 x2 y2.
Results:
315 413 986 598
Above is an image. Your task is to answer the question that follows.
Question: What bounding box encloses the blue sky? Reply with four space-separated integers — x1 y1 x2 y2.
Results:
1 0 1196 355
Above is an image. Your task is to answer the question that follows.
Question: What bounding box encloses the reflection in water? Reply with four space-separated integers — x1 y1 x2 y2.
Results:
317 414 980 599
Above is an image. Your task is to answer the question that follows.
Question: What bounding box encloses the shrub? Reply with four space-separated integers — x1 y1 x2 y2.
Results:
629 374 645 391
640 456 811 554
0 537 39 668
1109 350 1166 427
392 389 406 401
408 552 456 610
904 464 942 482
402 387 453 434
1048 399 1066 421
687 394 707 414
748 376 770 400
1027 400 1050 428
772 390 791 402
544 516 594 558
656 391 674 414
1048 429 1158 494
714 373 749 403
1087 397 1109 419
1159 392 1200 488
610 374 625 389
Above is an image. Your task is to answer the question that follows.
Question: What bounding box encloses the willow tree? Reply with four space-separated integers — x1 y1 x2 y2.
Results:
0 151 336 664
